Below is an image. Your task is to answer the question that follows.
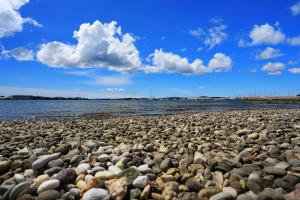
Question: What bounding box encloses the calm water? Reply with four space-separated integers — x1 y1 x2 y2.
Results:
0 99 300 120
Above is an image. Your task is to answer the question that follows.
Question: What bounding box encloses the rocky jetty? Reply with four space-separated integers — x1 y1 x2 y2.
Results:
0 109 300 200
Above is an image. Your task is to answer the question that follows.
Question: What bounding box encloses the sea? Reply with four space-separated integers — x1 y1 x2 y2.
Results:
1 99 300 120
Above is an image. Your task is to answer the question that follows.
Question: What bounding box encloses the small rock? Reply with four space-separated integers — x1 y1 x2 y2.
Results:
75 163 90 175
55 168 76 184
133 176 149 189
82 188 110 200
210 191 234 200
160 158 172 172
264 167 286 176
98 154 109 162
130 188 142 199
95 171 114 180
37 179 60 194
32 153 61 170
9 181 32 200
108 165 122 175
140 185 151 200
0 160 11 175
115 167 139 185
185 178 203 192
37 190 60 200
105 177 127 200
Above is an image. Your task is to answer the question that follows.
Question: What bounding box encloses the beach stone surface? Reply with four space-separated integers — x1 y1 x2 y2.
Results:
0 109 300 199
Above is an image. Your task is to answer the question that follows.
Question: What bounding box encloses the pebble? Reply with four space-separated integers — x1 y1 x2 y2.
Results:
82 188 110 200
108 165 122 175
32 153 61 170
75 163 91 175
133 176 149 188
37 179 60 194
37 190 61 200
9 181 32 200
264 167 286 176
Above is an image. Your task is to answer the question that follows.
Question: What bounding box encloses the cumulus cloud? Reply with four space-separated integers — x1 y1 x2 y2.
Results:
291 1 300 16
261 62 285 75
0 0 41 38
256 47 283 60
11 47 34 61
189 19 227 49
248 23 286 46
287 36 300 46
208 53 232 72
289 68 300 74
37 20 143 73
144 49 232 75
204 24 227 49
189 27 204 38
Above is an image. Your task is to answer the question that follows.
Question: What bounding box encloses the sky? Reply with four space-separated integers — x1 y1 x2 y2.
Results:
0 0 300 98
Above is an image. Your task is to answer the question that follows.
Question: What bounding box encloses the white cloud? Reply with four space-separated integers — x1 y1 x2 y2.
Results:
288 60 298 65
0 44 10 58
0 86 141 99
289 68 300 74
204 24 227 49
11 47 34 61
37 20 143 73
106 88 125 92
189 27 204 38
256 47 283 60
0 0 41 38
291 1 300 16
144 49 232 75
207 53 232 72
261 62 285 75
248 23 286 45
189 19 227 49
287 36 300 46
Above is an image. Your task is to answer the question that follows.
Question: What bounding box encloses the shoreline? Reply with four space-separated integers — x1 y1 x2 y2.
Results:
1 107 300 122
0 109 300 199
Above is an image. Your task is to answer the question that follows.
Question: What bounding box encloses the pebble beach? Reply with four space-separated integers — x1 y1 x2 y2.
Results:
0 109 300 200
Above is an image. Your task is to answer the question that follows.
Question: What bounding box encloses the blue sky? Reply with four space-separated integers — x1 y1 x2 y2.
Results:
0 0 300 98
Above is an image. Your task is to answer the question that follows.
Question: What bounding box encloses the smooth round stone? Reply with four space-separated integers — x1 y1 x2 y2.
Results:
70 155 82 166
32 153 61 170
263 167 286 176
37 179 60 194
248 172 260 181
98 154 109 162
37 190 60 200
82 188 110 200
0 160 11 175
95 171 114 180
69 188 80 199
44 167 62 176
85 141 97 149
54 144 70 154
236 193 256 200
223 187 237 198
210 191 234 200
55 168 76 184
137 164 153 174
248 132 259 139
279 143 290 149
274 178 294 192
160 158 172 172
215 162 232 173
274 162 290 170
130 188 142 199
108 165 122 175
85 174 94 182
47 159 64 168
75 163 91 175
133 176 149 189
185 178 203 192
9 181 32 200
257 188 285 200
14 174 25 183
